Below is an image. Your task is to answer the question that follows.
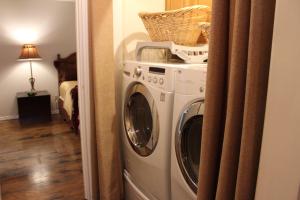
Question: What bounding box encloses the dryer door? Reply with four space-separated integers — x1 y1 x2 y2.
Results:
124 83 159 157
175 100 204 193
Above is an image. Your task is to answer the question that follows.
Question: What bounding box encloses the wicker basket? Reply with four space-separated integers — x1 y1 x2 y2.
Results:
139 5 211 46
198 22 211 43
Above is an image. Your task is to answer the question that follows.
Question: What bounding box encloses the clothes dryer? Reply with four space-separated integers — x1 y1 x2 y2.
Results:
170 64 207 200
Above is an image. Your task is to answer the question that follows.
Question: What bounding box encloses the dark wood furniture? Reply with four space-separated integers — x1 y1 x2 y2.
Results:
53 53 79 133
17 91 51 124
54 53 77 84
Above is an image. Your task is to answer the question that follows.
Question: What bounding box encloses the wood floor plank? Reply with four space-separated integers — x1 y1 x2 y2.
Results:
0 115 85 200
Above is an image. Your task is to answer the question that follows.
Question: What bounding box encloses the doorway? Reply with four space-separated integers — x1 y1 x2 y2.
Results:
0 0 96 199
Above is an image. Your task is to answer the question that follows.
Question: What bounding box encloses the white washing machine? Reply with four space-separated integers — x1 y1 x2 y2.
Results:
170 64 207 200
122 60 180 200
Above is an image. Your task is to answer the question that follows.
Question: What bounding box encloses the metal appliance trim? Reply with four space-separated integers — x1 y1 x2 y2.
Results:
175 99 205 193
124 82 159 157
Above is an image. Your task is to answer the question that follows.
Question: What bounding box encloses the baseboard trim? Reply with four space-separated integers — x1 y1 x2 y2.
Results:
0 110 59 121
0 115 19 121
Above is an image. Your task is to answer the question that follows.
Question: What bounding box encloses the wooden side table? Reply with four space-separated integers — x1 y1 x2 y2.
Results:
17 91 51 124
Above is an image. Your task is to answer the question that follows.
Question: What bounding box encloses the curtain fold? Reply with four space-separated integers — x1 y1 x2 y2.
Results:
90 0 124 199
197 0 276 199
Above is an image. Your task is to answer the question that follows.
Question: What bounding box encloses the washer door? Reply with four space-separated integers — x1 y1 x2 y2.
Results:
124 83 159 157
175 100 204 193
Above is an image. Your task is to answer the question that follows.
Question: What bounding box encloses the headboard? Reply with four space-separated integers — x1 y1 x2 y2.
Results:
54 53 77 84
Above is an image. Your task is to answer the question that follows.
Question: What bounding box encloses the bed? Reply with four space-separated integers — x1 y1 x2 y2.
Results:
53 53 79 133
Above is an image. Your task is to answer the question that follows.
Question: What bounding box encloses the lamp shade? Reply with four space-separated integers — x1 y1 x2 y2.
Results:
18 44 42 60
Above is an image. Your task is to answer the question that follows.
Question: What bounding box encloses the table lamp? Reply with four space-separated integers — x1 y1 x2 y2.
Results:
18 44 42 96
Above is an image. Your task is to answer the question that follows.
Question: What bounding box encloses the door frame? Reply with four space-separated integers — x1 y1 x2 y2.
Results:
75 0 98 199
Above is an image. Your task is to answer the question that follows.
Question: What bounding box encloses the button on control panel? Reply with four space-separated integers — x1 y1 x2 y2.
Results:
147 66 166 88
147 74 165 87
159 78 164 85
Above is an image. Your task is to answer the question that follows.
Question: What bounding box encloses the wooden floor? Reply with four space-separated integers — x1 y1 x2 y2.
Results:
0 115 85 200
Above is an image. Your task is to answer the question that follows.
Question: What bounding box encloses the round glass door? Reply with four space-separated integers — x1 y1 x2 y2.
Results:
175 100 204 193
124 83 159 157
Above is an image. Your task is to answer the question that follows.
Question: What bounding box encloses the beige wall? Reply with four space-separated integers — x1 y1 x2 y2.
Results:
0 0 76 119
255 0 300 199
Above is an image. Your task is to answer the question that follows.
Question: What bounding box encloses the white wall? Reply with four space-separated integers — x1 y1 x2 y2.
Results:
255 0 300 199
0 0 76 119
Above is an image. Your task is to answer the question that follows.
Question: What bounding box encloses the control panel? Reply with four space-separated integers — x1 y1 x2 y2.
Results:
147 66 166 89
124 61 182 92
147 73 165 85
132 66 167 90
175 68 207 96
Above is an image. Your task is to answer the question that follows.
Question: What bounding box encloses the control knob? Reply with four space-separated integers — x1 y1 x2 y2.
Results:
134 67 142 77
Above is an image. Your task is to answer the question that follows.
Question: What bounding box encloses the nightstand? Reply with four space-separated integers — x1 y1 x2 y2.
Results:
17 91 51 123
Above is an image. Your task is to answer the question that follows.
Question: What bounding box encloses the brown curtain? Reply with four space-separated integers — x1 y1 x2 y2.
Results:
197 0 276 199
89 0 124 199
